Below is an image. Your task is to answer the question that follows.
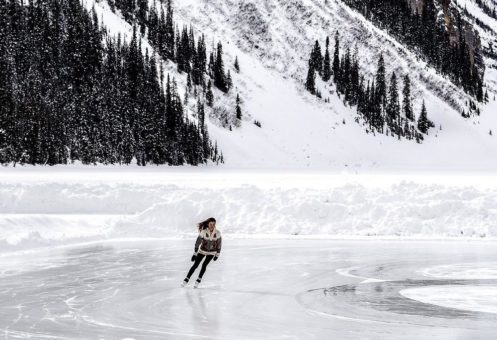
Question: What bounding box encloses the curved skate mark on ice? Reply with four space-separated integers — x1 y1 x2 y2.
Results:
3 308 26 340
400 285 497 314
421 263 497 280
200 287 291 296
65 288 120 312
81 315 212 339
297 275 497 328
336 266 389 283
2 329 60 339
298 299 396 325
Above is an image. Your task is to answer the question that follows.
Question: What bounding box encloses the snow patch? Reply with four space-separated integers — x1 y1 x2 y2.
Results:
400 285 497 314
2 174 497 251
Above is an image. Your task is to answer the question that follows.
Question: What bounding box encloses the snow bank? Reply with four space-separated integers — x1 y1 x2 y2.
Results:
400 286 497 314
114 182 497 238
2 175 497 251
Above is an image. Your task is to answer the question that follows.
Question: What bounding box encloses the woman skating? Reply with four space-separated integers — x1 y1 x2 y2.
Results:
182 217 222 288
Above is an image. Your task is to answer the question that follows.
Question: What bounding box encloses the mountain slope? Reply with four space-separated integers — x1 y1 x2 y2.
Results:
166 0 497 169
7 0 495 169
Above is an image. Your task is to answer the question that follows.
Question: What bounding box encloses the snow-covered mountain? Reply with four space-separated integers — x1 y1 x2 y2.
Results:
87 0 497 170
170 0 497 170
6 0 497 169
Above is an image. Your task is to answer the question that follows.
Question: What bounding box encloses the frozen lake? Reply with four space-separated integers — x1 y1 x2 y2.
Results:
1 239 497 339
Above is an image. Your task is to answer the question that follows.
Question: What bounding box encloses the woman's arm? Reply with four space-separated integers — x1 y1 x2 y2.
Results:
216 235 222 256
194 231 204 253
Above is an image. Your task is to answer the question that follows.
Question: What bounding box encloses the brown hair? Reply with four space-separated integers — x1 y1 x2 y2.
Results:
197 217 216 232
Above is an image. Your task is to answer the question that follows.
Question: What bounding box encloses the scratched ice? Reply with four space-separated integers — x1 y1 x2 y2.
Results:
1 239 497 339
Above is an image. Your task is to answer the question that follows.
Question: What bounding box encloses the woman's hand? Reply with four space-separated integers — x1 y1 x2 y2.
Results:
191 254 197 262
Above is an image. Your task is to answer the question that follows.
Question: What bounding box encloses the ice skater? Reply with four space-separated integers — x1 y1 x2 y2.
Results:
182 217 222 288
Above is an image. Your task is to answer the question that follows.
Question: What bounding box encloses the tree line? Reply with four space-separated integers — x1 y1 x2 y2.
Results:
0 0 223 165
342 0 485 103
102 0 239 108
306 34 434 141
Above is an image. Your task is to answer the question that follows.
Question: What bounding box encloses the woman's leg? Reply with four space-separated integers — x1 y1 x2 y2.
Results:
186 254 205 280
197 255 214 280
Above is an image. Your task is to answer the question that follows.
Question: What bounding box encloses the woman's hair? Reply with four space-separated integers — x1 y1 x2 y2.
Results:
197 217 216 232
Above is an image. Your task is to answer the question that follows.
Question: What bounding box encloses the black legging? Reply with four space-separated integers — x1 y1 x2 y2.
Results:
186 254 214 280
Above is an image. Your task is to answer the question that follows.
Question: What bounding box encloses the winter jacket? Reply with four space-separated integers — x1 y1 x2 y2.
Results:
195 228 222 256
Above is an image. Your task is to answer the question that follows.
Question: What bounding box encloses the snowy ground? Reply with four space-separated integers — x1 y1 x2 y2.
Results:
1 239 497 339
3 168 497 252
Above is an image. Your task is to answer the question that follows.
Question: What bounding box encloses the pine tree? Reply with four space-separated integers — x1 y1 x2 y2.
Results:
214 41 227 92
148 3 159 47
342 48 351 101
165 0 175 60
226 70 232 92
197 99 205 132
332 31 340 82
417 100 434 134
137 0 148 34
234 56 240 73
386 72 400 124
157 6 166 56
208 51 215 78
402 74 414 121
176 25 191 73
165 74 176 139
310 40 323 76
206 80 214 106
323 36 332 81
305 64 316 95
191 34 206 86
350 47 359 105
476 76 484 102
236 93 242 120
187 73 192 92
375 54 386 108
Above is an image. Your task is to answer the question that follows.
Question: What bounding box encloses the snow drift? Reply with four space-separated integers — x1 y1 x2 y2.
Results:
2 171 497 251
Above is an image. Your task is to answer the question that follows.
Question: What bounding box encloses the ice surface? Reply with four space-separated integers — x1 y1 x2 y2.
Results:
421 263 497 280
2 169 497 337
1 239 497 339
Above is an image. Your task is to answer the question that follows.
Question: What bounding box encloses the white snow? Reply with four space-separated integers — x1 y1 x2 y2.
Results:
405 261 497 314
400 285 497 314
421 262 497 279
2 168 497 252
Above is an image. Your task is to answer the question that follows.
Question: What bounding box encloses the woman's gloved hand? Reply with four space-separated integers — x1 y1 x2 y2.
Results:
191 254 197 262
213 255 219 261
